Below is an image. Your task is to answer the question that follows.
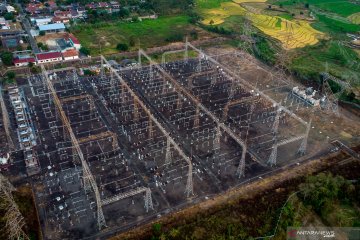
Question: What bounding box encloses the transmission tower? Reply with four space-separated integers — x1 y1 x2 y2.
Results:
298 119 312 155
0 174 29 240
268 106 282 166
144 188 154 212
40 65 106 230
236 103 255 178
321 72 351 116
238 20 256 55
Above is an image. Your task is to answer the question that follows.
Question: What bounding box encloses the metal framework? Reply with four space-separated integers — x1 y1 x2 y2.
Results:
0 174 29 240
138 49 255 176
101 55 194 197
40 64 106 230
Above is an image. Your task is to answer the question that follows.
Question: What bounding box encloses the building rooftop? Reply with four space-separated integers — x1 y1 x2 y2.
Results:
62 49 78 58
36 51 62 60
13 57 36 64
39 23 65 31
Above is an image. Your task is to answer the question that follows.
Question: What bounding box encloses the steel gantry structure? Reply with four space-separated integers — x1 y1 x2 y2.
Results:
184 41 312 166
40 64 106 230
101 55 194 197
138 49 260 177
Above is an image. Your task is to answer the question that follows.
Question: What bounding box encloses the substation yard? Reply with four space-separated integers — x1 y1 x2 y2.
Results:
13 44 330 239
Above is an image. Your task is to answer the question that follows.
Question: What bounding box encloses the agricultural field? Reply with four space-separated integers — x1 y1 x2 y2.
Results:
196 0 325 49
348 12 360 24
71 15 202 55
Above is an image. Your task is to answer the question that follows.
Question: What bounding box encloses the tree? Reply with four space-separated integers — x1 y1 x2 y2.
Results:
299 173 350 214
1 52 13 66
305 3 309 8
80 47 90 56
209 19 214 25
116 43 129 51
4 13 14 21
28 62 34 67
6 71 15 80
39 31 46 36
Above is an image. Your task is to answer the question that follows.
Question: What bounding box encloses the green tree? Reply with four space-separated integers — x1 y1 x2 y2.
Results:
39 31 46 36
1 52 13 66
6 71 15 80
4 13 14 21
80 47 91 56
299 173 349 214
116 43 129 51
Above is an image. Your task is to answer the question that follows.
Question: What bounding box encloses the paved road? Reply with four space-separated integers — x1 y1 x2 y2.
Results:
16 0 40 53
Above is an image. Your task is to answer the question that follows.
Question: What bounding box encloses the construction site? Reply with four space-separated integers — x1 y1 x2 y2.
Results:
1 40 356 240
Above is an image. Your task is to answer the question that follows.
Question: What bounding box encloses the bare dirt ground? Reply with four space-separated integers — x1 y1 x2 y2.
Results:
111 146 360 240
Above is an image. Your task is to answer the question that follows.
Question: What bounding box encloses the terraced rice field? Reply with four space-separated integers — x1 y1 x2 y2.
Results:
200 2 246 25
348 12 360 24
250 15 324 49
197 0 325 49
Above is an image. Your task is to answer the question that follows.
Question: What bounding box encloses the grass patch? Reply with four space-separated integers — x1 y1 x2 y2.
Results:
279 13 294 20
71 15 194 55
290 41 360 86
196 0 229 9
315 2 360 17
313 14 360 34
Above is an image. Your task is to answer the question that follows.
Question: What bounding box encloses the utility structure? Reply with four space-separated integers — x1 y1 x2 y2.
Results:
321 72 350 116
138 48 252 178
298 119 312 156
40 64 106 230
0 174 29 240
183 42 310 170
101 55 194 197
238 20 256 55
267 105 282 166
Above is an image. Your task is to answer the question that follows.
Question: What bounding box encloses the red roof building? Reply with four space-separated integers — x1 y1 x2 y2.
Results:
36 52 62 63
62 49 79 60
13 57 36 67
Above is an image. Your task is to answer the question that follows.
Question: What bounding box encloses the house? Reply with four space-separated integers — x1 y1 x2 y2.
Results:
36 51 62 63
0 17 6 26
34 17 53 26
62 49 78 61
110 1 120 9
65 33 81 50
54 10 72 19
39 23 65 33
98 2 110 8
52 16 70 24
25 3 43 15
13 57 37 67
46 1 57 10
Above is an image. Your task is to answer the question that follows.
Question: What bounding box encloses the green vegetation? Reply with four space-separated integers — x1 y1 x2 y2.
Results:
72 15 197 55
116 43 129 51
0 51 13 66
313 14 360 34
290 41 360 86
143 172 360 240
79 47 91 56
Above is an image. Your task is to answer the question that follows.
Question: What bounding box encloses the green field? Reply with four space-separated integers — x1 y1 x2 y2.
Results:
71 15 195 55
314 1 360 17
